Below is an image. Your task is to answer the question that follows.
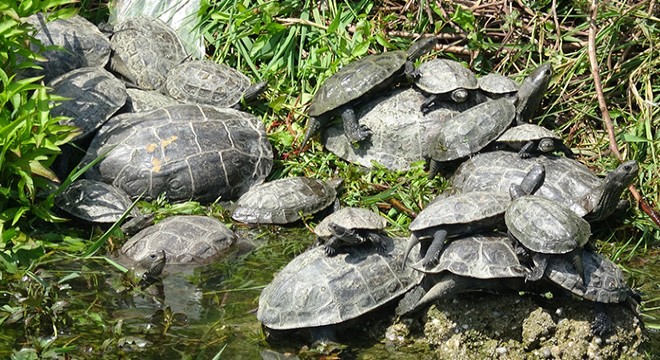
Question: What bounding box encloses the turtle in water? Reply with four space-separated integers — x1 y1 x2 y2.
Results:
414 58 480 113
314 207 388 256
301 37 437 146
514 63 553 124
130 250 167 288
120 215 236 265
495 123 574 158
82 104 273 203
257 236 422 340
450 151 639 222
165 59 266 108
404 163 545 269
232 177 342 225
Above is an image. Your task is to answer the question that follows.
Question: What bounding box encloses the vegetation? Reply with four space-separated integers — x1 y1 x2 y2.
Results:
0 0 658 357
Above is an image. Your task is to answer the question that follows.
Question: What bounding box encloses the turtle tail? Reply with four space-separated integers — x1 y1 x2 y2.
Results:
401 234 420 270
300 117 322 148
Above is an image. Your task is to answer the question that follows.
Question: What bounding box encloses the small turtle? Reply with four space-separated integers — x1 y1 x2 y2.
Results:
232 177 341 225
257 236 422 340
515 63 553 124
55 179 139 224
427 98 515 179
450 151 639 222
109 17 188 90
404 164 545 268
477 73 518 100
496 123 574 158
506 183 592 282
415 58 479 113
314 207 387 256
301 37 437 146
120 215 236 265
165 59 266 108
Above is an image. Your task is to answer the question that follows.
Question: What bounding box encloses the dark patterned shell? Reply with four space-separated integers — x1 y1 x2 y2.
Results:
409 191 510 231
505 195 591 254
109 17 188 90
314 207 387 238
415 58 478 94
165 60 252 107
124 88 179 113
322 88 455 170
428 98 515 162
55 179 138 223
309 51 407 117
477 73 518 95
451 151 603 217
121 215 236 264
83 104 273 203
497 124 560 146
26 14 111 82
232 177 339 224
419 234 527 278
49 67 127 139
546 251 632 303
257 236 422 330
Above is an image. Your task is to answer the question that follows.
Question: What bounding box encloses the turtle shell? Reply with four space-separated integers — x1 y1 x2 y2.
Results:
477 73 518 96
55 179 138 223
322 88 455 171
314 207 387 238
257 236 422 330
497 124 561 145
26 14 111 82
410 191 511 232
309 50 408 117
415 58 478 95
505 195 591 254
428 98 515 162
232 177 340 225
451 151 604 217
109 17 188 90
545 250 632 303
418 234 527 278
82 104 273 203
165 60 254 107
123 88 180 113
120 215 236 264
49 67 127 139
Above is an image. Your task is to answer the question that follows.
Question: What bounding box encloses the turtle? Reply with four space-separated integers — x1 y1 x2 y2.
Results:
48 67 127 140
82 104 273 203
505 183 592 283
495 123 574 158
321 87 456 171
120 215 236 265
231 177 341 225
164 59 267 108
314 207 388 256
426 98 516 179
257 236 423 340
126 249 167 288
514 63 553 124
25 13 112 82
543 250 641 336
404 163 545 269
414 58 479 114
108 16 188 90
301 37 437 146
396 233 528 316
55 179 139 224
450 151 639 222
123 88 180 113
477 73 518 101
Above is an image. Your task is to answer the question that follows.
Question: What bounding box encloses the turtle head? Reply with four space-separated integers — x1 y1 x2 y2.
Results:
450 88 469 103
607 160 639 189
514 63 553 123
137 250 166 285
584 160 639 221
407 37 437 61
538 138 557 153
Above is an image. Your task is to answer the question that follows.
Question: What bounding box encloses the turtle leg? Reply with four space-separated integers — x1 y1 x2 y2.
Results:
591 302 613 336
301 116 322 147
570 248 587 289
526 253 549 281
404 273 471 316
555 142 575 158
420 94 438 114
519 163 546 195
236 81 268 107
419 229 447 268
340 106 371 143
395 284 429 317
427 159 442 179
518 140 538 159
323 236 340 256
367 233 388 253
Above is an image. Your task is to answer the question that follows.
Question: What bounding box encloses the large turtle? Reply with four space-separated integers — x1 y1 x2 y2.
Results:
397 233 528 316
414 58 479 113
82 104 273 203
322 87 455 171
257 236 422 339
109 17 188 90
404 164 545 269
164 59 267 108
232 177 341 225
120 215 236 265
451 151 639 222
301 37 437 146
495 123 574 158
55 179 139 224
427 98 515 179
314 207 388 256
514 63 553 124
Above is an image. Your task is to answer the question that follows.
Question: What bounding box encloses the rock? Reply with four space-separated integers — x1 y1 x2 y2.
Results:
522 307 556 350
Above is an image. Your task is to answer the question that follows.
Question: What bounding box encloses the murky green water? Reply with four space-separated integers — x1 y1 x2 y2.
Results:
0 226 658 358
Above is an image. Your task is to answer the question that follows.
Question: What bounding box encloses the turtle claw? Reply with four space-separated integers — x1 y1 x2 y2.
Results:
324 245 337 257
